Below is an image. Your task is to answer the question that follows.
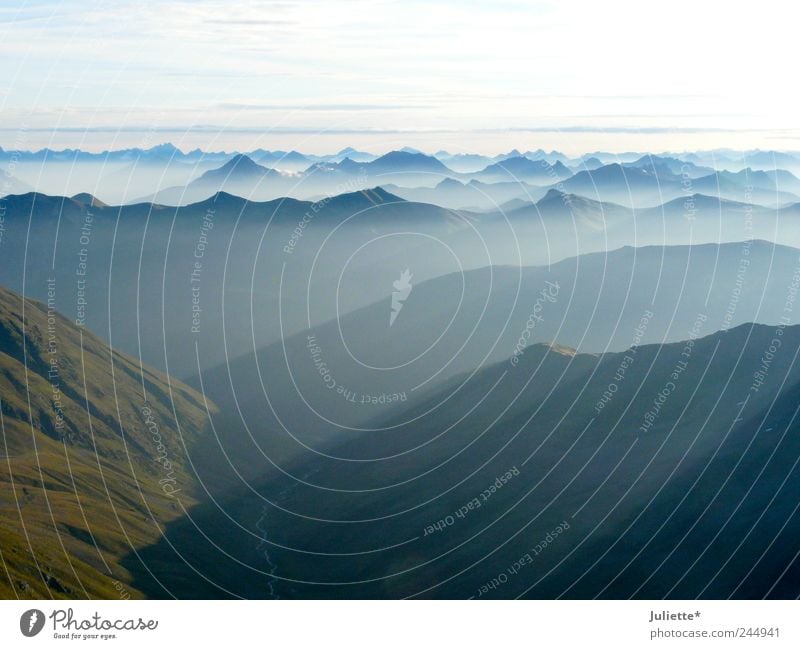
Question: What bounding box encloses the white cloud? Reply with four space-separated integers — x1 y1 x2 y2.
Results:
0 0 798 152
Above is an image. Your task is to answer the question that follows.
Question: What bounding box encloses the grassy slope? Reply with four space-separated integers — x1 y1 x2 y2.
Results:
0 285 215 598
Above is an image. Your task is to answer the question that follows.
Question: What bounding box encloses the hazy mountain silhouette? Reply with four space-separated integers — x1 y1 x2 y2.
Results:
625 154 713 178
128 322 800 598
189 238 800 481
692 171 800 206
571 156 604 171
557 162 800 208
0 171 33 196
145 154 288 205
382 177 547 210
474 156 572 183
0 188 477 381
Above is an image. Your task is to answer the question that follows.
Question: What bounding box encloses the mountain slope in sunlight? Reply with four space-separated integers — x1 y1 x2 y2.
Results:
0 284 214 598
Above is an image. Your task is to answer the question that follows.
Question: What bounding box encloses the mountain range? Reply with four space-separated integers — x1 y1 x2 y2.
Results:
120 322 800 598
5 144 800 600
6 269 800 598
7 147 800 211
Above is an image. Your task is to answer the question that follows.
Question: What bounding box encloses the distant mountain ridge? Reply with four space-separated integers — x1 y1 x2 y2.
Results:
156 320 800 598
473 156 572 183
7 145 800 209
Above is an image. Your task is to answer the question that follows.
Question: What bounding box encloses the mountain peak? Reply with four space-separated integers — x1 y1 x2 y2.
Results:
188 191 251 211
551 160 571 173
375 150 433 162
70 192 107 208
480 156 572 181
222 153 261 170
198 154 273 182
367 150 450 173
333 186 404 206
146 142 182 155
538 188 567 202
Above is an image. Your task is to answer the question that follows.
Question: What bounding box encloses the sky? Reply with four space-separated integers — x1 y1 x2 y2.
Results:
1 0 799 155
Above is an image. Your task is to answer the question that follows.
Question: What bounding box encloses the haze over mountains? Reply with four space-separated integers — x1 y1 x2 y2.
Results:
6 0 800 617
4 144 800 600
194 239 800 448
197 322 800 599
4 179 800 385
5 145 800 208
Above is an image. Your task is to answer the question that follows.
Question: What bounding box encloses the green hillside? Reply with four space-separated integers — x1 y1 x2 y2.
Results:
0 284 215 598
